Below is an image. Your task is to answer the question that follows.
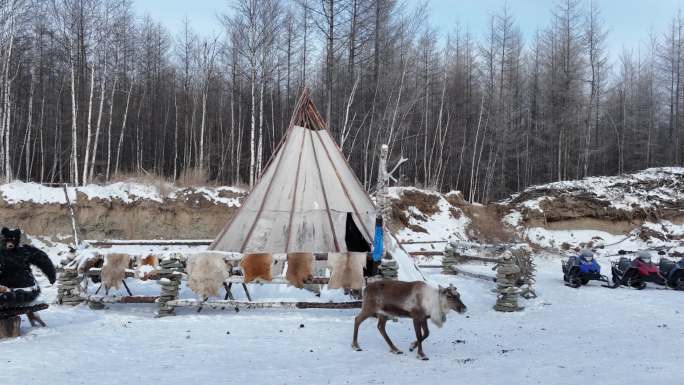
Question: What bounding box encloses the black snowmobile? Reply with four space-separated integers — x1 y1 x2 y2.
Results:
562 250 609 288
610 251 665 290
658 256 684 290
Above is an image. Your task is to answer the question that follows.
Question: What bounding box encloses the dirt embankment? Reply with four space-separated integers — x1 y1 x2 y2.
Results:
389 188 515 243
0 190 245 240
503 168 684 234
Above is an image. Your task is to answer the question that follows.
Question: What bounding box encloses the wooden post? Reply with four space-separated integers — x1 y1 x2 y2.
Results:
0 317 21 338
62 184 82 245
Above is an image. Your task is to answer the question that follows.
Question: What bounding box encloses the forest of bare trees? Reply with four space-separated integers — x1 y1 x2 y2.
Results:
0 0 681 202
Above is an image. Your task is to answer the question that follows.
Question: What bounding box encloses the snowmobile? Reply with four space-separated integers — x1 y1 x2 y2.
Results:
610 252 665 290
562 250 609 288
658 256 684 290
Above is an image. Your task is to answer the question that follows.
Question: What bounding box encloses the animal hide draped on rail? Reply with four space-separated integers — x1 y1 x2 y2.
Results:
328 252 366 290
77 254 104 275
186 252 229 299
137 255 159 280
286 253 314 288
240 253 273 283
100 254 131 290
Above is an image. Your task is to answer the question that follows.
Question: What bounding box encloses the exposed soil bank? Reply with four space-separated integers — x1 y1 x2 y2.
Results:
0 189 245 240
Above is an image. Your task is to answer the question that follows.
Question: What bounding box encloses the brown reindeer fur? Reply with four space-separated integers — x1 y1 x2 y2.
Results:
139 255 159 267
286 253 314 288
100 254 131 290
186 252 229 299
328 252 366 290
240 253 273 283
78 254 104 275
137 254 159 280
352 281 467 360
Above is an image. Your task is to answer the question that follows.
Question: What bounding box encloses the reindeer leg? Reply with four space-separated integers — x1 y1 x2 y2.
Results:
409 319 429 352
378 315 403 354
352 309 372 351
421 319 430 342
412 318 428 360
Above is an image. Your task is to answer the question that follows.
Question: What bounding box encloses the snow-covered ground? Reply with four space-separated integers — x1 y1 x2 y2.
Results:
0 180 244 206
2 255 682 385
2 170 682 384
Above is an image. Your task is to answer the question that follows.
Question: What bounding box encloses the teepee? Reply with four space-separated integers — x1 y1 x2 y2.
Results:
210 89 376 254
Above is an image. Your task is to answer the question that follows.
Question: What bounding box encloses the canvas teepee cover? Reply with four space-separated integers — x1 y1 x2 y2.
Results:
210 90 376 254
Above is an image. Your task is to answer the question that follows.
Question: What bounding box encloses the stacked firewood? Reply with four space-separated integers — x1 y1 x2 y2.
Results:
379 256 398 279
494 252 522 312
57 268 82 306
156 254 184 317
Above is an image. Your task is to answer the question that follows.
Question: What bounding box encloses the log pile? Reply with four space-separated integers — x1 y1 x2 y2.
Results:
379 257 398 279
156 255 184 317
442 244 461 274
57 268 82 306
510 244 537 299
494 252 522 312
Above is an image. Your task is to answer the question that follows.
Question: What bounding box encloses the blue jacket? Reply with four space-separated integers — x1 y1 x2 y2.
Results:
372 224 383 262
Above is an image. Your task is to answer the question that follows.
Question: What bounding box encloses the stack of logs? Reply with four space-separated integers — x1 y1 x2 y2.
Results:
156 254 184 317
494 252 522 312
379 255 398 279
509 244 536 299
442 245 462 274
57 253 83 306
57 268 82 306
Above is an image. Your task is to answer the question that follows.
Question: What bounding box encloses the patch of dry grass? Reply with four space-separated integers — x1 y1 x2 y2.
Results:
177 168 209 188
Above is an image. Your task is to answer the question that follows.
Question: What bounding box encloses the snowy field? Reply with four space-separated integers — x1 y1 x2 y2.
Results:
2 256 682 385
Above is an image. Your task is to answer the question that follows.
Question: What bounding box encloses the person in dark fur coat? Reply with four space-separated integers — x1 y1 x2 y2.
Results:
0 227 56 306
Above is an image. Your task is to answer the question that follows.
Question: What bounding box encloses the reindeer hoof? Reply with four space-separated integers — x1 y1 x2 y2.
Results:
409 342 417 352
417 354 429 361
390 349 404 355
352 345 362 352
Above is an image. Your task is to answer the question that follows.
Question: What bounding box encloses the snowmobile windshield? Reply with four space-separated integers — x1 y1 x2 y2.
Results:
639 256 652 264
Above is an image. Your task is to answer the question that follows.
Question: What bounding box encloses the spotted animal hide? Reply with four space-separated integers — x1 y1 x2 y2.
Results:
101 253 131 290
240 253 273 283
328 252 366 290
286 253 314 288
186 252 229 299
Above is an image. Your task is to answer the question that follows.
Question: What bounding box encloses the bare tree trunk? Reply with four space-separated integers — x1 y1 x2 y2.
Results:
69 44 79 185
115 82 134 177
89 61 107 183
82 58 96 185
105 76 117 181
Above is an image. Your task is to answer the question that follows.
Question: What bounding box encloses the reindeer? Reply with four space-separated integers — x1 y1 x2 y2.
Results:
352 280 466 360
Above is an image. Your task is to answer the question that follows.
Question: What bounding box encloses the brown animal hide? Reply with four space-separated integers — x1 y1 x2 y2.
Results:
285 253 314 288
139 255 159 267
137 255 159 280
77 254 104 275
240 253 273 283
100 254 131 290
328 252 366 290
186 252 229 299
